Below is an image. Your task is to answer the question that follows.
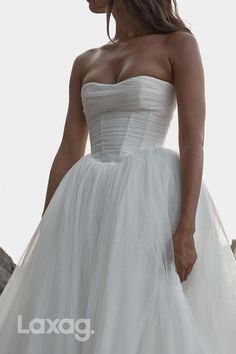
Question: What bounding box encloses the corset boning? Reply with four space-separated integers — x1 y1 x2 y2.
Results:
81 77 176 162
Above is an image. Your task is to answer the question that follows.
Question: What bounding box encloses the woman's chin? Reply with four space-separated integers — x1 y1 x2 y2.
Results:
88 1 107 14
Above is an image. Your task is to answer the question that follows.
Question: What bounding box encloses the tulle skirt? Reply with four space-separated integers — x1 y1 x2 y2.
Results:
0 145 236 354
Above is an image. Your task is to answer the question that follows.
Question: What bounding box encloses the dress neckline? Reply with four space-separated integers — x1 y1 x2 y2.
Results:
81 75 175 93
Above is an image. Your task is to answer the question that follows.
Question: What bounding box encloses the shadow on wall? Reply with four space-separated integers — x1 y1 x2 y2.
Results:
0 241 236 295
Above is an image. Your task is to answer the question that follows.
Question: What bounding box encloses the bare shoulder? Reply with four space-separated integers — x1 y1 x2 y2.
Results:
164 31 204 87
166 31 201 63
167 31 199 49
71 47 100 80
74 47 98 64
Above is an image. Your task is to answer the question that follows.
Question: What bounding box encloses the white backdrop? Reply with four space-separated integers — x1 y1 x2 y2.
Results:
1 0 236 263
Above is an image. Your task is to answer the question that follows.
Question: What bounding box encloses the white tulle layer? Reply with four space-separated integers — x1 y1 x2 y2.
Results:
0 146 236 354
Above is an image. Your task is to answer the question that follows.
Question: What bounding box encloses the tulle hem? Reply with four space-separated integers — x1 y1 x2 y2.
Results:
0 145 236 354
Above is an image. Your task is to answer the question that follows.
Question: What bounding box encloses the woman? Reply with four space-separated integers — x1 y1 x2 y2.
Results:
0 1 236 353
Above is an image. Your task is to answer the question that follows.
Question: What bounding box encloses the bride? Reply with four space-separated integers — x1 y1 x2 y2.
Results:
0 1 236 353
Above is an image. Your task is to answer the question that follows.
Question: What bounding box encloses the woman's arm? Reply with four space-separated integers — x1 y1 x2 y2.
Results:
41 54 89 217
168 32 206 281
170 31 205 232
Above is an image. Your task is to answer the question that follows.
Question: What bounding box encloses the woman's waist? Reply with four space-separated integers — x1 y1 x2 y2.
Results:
90 142 164 162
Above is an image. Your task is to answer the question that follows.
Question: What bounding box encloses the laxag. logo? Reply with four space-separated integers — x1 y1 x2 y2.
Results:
17 315 95 342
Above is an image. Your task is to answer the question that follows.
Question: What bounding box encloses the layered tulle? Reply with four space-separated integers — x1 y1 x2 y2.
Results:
0 146 236 354
1 75 236 353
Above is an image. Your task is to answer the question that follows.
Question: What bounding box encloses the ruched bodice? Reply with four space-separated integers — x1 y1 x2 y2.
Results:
81 75 176 162
1 76 236 354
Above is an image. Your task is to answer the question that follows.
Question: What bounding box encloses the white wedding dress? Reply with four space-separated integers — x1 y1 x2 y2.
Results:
0 75 236 354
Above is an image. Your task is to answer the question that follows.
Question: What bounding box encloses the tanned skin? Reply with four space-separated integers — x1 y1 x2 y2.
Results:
42 0 205 283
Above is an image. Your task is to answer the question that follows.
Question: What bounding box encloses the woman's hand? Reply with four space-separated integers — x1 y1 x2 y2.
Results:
172 224 197 283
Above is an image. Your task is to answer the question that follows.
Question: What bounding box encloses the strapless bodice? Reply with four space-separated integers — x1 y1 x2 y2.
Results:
81 76 176 162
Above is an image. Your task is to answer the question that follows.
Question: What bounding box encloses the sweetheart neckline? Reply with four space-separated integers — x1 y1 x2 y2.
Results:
81 75 175 93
